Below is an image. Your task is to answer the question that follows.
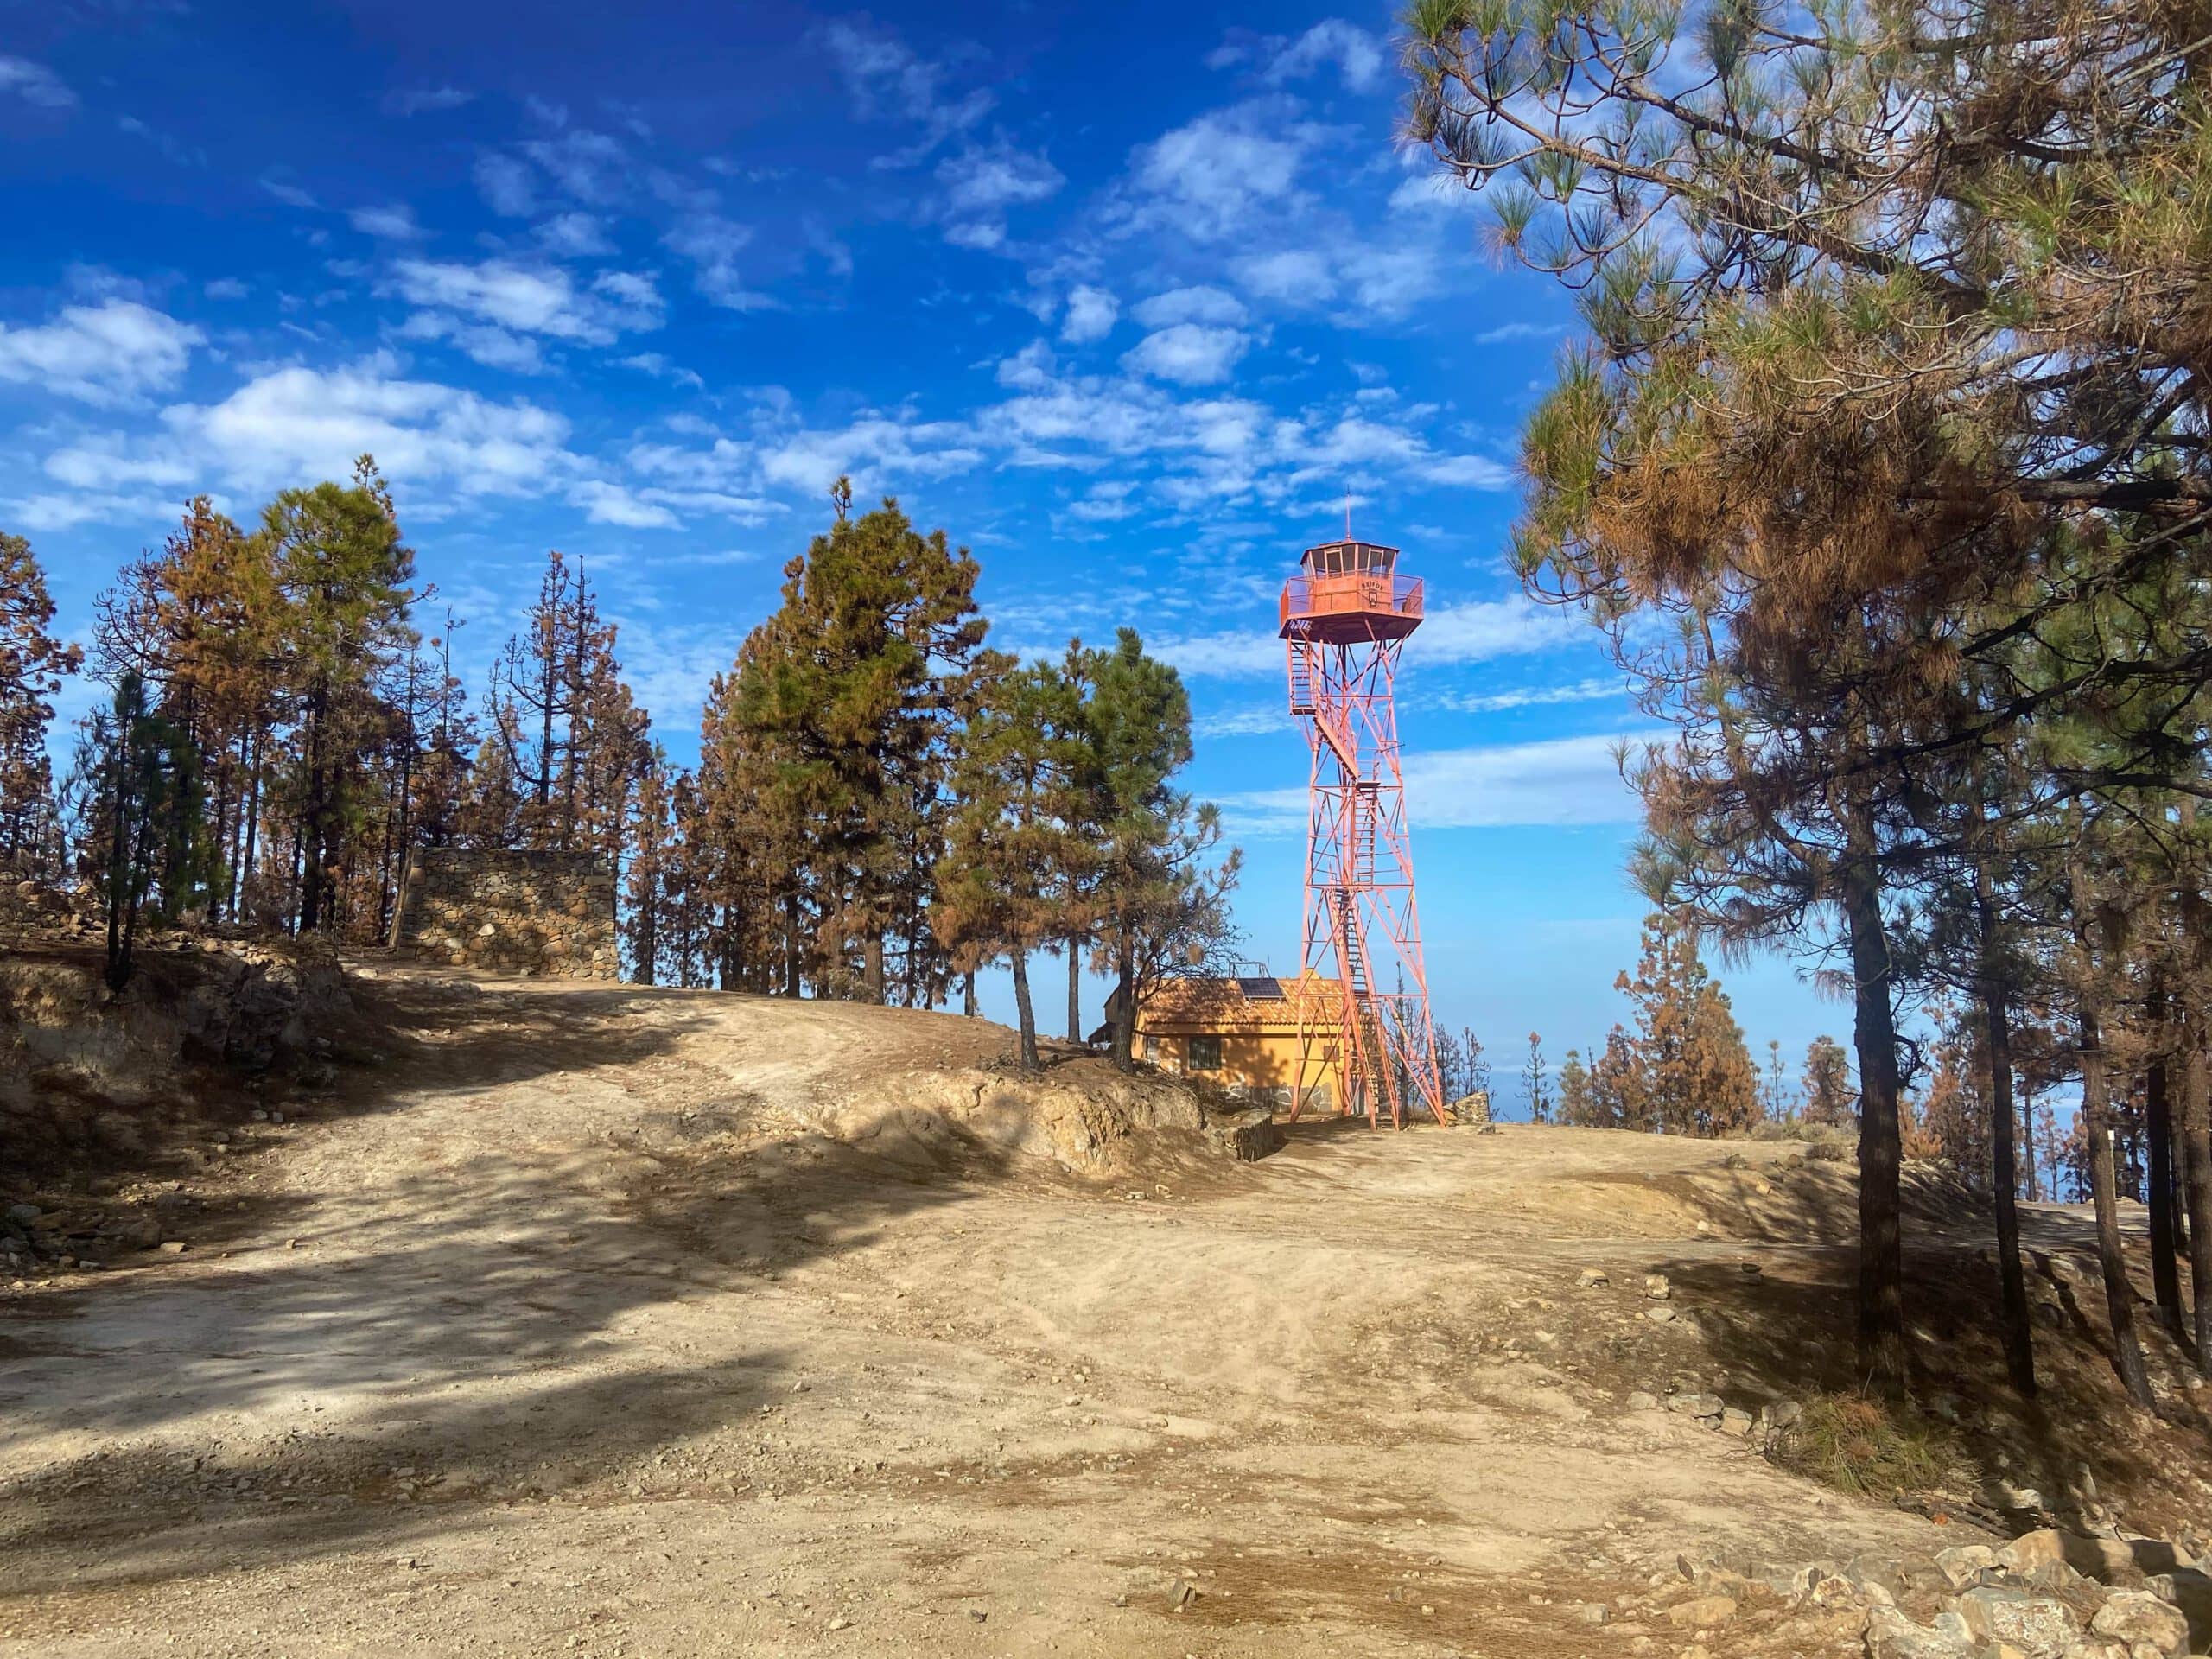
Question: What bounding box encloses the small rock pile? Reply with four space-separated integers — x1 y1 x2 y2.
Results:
1644 1529 2209 1659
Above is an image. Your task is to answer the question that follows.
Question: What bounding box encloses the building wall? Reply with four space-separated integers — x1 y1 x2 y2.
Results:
1147 1027 1339 1111
389 849 619 979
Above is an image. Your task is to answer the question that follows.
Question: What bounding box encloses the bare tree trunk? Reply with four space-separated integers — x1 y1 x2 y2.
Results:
2079 1001 2156 1408
1840 842 1908 1390
862 932 886 1004
1982 983 2037 1395
1010 946 1039 1071
2183 1030 2212 1376
2147 1045 2183 1333
962 971 977 1018
1110 928 1137 1073
1066 938 1082 1044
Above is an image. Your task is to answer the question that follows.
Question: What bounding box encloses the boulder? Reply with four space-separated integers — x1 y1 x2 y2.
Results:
1866 1605 1977 1658
2088 1591 2188 1658
1952 1586 2080 1657
2142 1567 2212 1652
1934 1544 2000 1590
1667 1595 1738 1630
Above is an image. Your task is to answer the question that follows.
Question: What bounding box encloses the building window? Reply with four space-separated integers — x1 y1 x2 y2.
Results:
1187 1034 1223 1071
1141 1033 1158 1063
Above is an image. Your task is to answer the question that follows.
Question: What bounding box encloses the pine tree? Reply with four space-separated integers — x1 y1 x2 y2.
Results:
1555 1047 1599 1127
84 673 207 988
623 747 677 984
935 654 1085 1070
258 460 418 934
726 483 987 1001
1072 629 1240 1069
1522 1033 1551 1122
0 531 81 868
1800 1038 1857 1128
1607 911 1761 1136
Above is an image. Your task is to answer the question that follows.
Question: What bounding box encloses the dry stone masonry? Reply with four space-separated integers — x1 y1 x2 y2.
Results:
389 849 618 979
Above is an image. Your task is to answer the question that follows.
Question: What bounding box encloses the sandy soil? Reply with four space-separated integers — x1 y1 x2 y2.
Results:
0 966 2166 1656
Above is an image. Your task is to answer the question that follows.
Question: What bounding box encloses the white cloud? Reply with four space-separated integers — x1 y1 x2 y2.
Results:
474 152 538 217
181 359 578 496
204 277 249 301
571 479 679 529
1195 704 1292 739
41 355 585 514
0 300 201 405
1150 630 1286 678
348 202 425 240
755 414 982 494
935 140 1063 246
1423 453 1516 489
387 258 664 346
1061 285 1119 343
397 314 548 373
521 128 628 203
1209 21 1384 93
0 56 74 109
1221 734 1641 835
1435 676 1622 714
1408 595 1571 664
261 176 318 210
382 85 474 116
1127 100 1319 240
1474 320 1567 346
1232 249 1338 304
1263 22 1384 92
1132 286 1247 328
620 352 706 391
536 212 615 257
1389 171 1475 216
1122 323 1248 385
1345 246 1441 317
664 214 775 311
823 17 994 165
938 141 1064 213
996 339 1058 390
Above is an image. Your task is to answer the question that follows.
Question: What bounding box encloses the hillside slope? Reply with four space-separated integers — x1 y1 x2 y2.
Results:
1 963 2204 1657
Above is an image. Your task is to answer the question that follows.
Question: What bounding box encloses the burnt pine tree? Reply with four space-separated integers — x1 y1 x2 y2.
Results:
1404 0 2212 1391
0 531 81 868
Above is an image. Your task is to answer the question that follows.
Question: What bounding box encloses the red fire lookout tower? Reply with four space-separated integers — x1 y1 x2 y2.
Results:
1280 537 1446 1128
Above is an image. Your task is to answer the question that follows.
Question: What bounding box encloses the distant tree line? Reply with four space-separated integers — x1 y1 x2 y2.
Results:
0 468 1237 1062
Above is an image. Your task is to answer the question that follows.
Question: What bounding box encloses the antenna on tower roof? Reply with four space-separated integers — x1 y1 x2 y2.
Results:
1344 486 1352 541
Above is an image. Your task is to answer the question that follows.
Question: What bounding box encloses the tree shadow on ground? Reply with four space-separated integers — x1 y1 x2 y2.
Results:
0 969 1048 1599
1647 1234 2210 1535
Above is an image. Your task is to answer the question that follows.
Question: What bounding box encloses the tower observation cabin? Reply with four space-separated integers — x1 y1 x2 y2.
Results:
1278 540 1424 645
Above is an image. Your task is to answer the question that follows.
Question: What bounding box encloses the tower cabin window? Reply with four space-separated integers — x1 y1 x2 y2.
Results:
1186 1034 1224 1071
1303 543 1397 577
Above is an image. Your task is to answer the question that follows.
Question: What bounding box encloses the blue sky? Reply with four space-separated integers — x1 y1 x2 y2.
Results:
0 0 1850 1103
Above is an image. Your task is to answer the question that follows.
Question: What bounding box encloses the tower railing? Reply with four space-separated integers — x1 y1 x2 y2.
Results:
1279 574 1424 631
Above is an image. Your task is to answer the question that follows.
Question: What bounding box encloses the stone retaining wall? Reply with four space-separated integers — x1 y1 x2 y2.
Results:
389 849 618 979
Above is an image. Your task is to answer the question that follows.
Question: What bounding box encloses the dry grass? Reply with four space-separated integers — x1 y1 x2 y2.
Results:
1770 1392 1960 1500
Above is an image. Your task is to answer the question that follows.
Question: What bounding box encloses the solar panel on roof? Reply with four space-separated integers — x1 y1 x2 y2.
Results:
1235 976 1285 1000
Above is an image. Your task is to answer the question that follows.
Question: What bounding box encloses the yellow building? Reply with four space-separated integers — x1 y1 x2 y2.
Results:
1134 971 1344 1113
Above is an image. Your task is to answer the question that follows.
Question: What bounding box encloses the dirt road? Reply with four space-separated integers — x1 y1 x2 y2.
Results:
0 969 2031 1656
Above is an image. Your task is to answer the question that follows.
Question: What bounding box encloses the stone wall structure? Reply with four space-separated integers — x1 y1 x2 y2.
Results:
388 849 618 979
